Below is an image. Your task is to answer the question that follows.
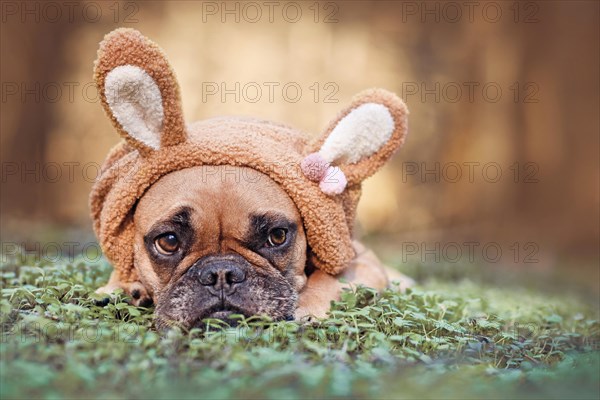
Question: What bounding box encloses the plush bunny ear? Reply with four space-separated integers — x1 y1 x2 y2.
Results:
301 89 408 195
94 28 186 154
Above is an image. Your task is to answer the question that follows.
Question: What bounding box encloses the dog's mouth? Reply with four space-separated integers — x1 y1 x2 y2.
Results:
201 310 294 326
156 301 295 330
207 310 234 320
203 303 247 321
184 303 294 329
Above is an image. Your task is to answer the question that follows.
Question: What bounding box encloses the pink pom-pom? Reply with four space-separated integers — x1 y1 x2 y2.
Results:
319 166 347 195
301 152 329 182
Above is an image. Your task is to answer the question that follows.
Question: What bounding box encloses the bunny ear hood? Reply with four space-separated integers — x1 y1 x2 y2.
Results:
90 28 409 282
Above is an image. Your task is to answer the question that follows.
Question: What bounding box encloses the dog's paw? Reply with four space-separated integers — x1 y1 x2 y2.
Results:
96 280 153 308
127 281 154 307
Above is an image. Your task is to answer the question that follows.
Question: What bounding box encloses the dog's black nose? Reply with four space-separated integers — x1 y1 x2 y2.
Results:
199 262 246 290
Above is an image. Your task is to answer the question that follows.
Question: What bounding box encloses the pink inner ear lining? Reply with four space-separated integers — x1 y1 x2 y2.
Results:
319 166 348 195
301 152 329 182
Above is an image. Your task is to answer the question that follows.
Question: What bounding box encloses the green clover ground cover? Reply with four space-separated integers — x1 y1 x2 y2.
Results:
1 254 598 399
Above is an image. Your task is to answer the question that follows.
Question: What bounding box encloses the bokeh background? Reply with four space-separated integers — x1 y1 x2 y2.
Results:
1 1 598 295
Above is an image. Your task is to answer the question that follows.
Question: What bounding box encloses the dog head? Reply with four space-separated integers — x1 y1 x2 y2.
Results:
133 166 306 327
90 28 408 328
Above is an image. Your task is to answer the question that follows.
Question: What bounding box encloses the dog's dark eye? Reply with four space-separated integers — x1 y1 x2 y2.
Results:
154 233 179 255
266 228 287 247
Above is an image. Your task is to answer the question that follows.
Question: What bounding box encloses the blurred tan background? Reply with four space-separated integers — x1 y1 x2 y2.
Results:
1 1 598 285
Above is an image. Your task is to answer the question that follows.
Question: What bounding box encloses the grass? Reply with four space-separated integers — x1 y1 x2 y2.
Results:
1 251 599 399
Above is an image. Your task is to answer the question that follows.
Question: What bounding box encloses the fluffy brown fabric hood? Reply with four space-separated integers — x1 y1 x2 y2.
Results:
90 28 408 284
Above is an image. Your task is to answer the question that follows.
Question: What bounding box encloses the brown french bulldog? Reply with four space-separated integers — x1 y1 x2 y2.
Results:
91 29 412 330
132 166 410 328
